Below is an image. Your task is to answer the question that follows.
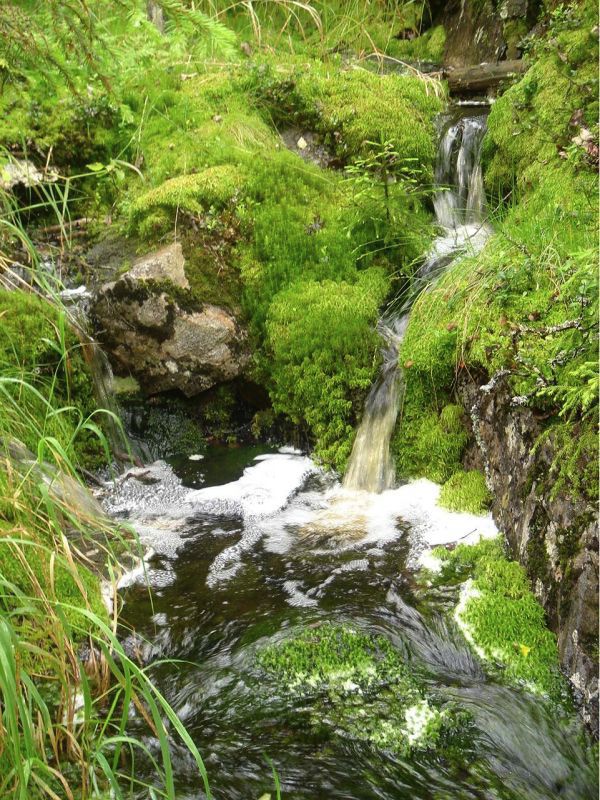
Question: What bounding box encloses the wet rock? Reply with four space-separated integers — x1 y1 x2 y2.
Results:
0 158 53 190
458 376 599 733
91 243 250 397
432 0 531 68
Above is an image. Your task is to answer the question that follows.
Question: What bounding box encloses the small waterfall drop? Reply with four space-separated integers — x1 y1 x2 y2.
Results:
344 111 491 493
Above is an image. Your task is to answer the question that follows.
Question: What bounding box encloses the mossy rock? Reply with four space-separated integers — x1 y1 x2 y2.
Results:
265 269 388 471
250 60 444 171
386 25 447 63
258 622 469 755
483 0 598 195
393 400 469 484
130 164 244 227
432 538 568 701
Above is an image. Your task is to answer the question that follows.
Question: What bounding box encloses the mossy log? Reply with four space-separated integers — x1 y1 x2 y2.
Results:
443 60 527 92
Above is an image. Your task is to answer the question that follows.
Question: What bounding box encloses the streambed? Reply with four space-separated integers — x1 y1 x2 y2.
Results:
102 447 597 800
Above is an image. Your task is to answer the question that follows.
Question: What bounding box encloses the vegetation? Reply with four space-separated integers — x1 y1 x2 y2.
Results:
431 538 567 700
438 470 492 515
258 622 469 755
397 0 598 499
266 270 388 468
0 0 597 795
0 289 104 467
0 305 215 797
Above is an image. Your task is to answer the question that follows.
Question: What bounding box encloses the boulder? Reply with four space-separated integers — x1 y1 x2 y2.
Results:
91 243 250 397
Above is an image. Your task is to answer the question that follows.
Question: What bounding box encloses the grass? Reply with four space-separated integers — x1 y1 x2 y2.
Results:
0 374 214 798
0 164 218 797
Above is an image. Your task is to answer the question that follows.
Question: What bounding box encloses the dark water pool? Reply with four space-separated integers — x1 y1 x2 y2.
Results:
115 446 597 800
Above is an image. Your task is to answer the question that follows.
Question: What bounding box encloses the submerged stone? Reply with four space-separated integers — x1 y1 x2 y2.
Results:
257 622 468 755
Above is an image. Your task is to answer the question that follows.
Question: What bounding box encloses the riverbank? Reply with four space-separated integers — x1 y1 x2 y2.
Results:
0 1 597 797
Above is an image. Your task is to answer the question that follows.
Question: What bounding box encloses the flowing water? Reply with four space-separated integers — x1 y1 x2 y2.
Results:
100 109 598 799
344 110 492 493
105 448 597 800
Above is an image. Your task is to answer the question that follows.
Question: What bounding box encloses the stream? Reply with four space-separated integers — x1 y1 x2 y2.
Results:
98 107 597 799
106 447 596 799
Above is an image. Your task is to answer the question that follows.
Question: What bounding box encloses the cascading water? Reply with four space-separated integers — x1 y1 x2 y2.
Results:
344 111 492 493
100 110 596 800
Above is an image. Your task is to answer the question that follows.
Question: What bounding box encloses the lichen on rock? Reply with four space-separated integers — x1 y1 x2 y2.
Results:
92 242 250 396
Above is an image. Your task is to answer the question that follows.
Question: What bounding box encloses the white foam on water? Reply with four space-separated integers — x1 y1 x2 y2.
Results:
102 450 496 591
100 452 318 588
262 478 497 562
188 452 318 587
186 452 317 521
381 478 497 548
282 580 319 608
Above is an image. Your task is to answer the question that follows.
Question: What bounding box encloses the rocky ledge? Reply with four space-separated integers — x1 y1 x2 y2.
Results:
459 375 599 732
91 242 250 397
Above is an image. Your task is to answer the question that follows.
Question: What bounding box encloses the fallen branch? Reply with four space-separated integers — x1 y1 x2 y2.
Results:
39 217 91 235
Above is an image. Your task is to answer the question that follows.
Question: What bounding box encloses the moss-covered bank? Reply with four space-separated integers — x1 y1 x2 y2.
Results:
429 538 567 700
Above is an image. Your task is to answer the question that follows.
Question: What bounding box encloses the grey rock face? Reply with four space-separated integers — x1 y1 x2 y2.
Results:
458 376 599 733
92 243 249 397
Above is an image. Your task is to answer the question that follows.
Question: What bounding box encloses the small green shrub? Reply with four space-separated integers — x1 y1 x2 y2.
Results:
439 470 492 515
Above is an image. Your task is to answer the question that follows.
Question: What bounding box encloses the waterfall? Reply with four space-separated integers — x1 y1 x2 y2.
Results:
343 111 491 493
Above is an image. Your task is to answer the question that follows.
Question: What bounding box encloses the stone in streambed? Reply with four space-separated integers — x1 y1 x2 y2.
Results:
257 622 469 755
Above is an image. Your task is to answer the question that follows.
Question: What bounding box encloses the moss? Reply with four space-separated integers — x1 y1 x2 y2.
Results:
180 222 244 313
393 400 469 484
483 0 598 195
439 470 492 515
525 507 552 587
432 538 567 701
129 164 244 228
258 622 469 755
0 521 107 632
249 59 444 171
0 79 128 169
265 269 389 471
387 25 447 63
502 18 528 59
